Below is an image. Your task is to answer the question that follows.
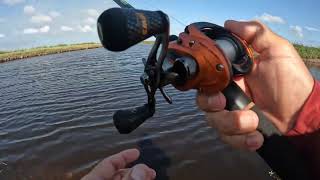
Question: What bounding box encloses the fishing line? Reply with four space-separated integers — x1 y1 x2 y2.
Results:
131 0 187 28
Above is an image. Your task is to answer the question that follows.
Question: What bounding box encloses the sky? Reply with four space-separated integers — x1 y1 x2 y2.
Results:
0 0 320 51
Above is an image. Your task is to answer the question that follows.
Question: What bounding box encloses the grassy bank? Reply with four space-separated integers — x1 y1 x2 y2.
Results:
0 43 102 63
294 44 320 59
0 42 319 65
0 42 157 63
293 44 320 65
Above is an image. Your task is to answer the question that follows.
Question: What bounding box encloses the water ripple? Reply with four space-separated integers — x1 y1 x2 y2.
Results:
0 45 318 180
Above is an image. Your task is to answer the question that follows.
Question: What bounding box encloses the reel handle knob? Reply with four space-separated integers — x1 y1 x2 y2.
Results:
113 104 155 134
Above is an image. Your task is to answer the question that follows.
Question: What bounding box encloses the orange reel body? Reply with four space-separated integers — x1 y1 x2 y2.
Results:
168 24 254 95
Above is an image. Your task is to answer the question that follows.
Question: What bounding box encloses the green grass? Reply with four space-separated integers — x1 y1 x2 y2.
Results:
0 41 155 63
0 42 319 64
294 44 320 59
0 43 102 63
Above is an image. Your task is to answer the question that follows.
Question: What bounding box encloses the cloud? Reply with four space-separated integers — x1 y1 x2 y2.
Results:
79 25 94 33
24 5 35 15
23 28 39 34
2 0 25 5
0 34 5 38
0 18 5 23
290 25 303 38
255 13 285 24
39 25 50 33
87 9 99 17
49 11 61 18
305 26 320 32
84 17 96 25
30 14 52 23
23 25 50 34
61 26 74 32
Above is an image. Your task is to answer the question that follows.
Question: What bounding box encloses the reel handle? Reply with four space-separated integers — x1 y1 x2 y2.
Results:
222 81 311 180
113 104 155 134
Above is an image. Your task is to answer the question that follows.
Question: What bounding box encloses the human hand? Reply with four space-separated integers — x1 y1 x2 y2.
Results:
82 149 156 180
197 20 315 151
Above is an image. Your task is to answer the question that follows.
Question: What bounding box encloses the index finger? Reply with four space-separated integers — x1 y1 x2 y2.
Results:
85 149 140 180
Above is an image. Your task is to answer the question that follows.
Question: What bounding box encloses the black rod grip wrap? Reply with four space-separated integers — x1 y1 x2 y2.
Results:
97 8 169 51
222 81 311 180
222 81 280 136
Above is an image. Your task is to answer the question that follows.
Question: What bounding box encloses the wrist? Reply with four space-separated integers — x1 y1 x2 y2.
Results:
286 79 320 136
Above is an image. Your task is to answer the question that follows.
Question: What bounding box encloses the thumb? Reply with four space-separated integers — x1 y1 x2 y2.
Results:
224 20 283 53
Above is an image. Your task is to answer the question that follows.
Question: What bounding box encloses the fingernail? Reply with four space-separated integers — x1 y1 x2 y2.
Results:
131 168 146 180
246 134 260 150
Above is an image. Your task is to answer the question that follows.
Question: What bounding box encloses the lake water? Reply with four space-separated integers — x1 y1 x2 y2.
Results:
0 45 319 180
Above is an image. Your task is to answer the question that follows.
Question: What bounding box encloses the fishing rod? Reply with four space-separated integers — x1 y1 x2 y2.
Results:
113 0 134 8
97 1 312 179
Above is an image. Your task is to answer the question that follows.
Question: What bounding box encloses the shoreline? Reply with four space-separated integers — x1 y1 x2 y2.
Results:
0 43 102 63
0 43 319 66
304 59 320 66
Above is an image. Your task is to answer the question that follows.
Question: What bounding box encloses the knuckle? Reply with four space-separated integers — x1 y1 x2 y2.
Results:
251 20 264 27
231 111 246 130
250 20 268 36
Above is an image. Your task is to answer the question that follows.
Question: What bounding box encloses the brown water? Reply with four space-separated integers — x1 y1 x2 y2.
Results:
0 45 319 180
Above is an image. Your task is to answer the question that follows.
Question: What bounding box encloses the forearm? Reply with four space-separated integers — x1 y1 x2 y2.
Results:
286 80 320 178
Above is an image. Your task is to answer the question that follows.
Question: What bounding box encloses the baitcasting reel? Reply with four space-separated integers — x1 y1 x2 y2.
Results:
97 8 263 134
97 7 311 180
